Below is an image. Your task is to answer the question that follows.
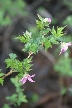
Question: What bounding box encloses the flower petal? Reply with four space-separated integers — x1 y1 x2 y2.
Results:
30 74 35 77
66 42 72 46
48 18 51 23
59 50 63 55
19 78 24 82
22 78 27 84
28 77 35 82
59 42 72 55
19 77 27 84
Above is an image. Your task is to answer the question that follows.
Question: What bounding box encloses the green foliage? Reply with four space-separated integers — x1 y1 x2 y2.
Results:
11 77 23 89
36 14 50 30
0 0 27 26
0 70 4 85
63 0 72 11
0 13 66 88
9 53 17 60
63 35 72 43
0 78 4 86
3 104 10 108
5 53 32 79
51 26 66 38
43 38 52 51
6 93 27 107
36 15 44 29
16 15 65 54
49 36 59 44
5 77 27 107
5 53 17 69
31 93 39 103
0 69 4 77
16 30 43 53
54 55 72 76
0 12 71 107
0 14 66 87
18 57 33 79
63 15 72 26
54 34 72 95
49 26 66 45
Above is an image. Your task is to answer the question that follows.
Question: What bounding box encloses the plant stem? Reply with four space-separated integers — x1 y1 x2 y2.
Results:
28 52 33 58
2 52 33 79
2 70 13 79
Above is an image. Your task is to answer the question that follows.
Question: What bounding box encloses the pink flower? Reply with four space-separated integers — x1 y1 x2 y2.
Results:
44 18 51 23
59 42 72 55
19 74 35 84
48 18 51 23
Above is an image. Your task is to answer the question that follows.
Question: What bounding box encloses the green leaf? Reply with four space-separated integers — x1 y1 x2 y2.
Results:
10 77 22 87
37 14 43 21
0 78 4 85
36 20 44 29
18 92 28 103
5 59 13 68
51 26 57 36
6 94 17 100
56 26 66 37
30 44 38 53
9 53 17 60
15 36 26 43
5 53 18 69
51 26 66 38
3 104 10 108
0 70 4 77
49 37 59 44
44 38 52 50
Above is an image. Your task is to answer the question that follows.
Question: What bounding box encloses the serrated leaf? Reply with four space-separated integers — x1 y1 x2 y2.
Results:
30 44 38 53
15 36 26 43
56 26 66 37
44 39 52 50
51 27 57 36
51 26 66 38
5 59 12 68
36 20 44 29
50 37 59 44
37 14 43 21
9 53 17 60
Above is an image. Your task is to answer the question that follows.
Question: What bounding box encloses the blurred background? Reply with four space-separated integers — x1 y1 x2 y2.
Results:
0 0 72 108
